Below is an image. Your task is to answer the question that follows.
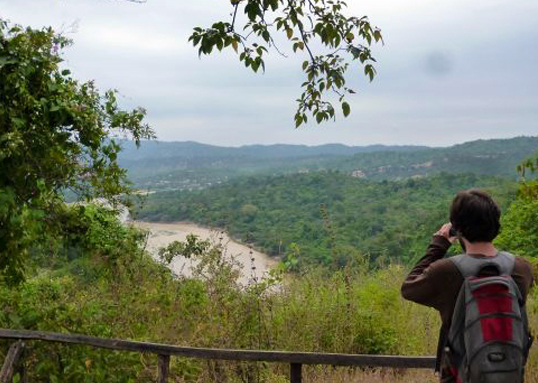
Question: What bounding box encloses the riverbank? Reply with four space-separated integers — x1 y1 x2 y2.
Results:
132 221 278 284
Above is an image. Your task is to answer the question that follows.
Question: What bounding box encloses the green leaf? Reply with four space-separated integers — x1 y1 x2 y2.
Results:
364 64 376 82
11 117 25 127
342 102 351 117
286 28 293 39
295 114 303 128
0 56 18 67
188 0 383 126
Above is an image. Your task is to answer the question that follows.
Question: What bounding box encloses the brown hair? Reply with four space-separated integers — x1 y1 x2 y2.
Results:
449 189 501 243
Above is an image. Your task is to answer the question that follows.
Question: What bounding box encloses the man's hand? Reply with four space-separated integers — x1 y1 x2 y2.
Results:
435 223 458 244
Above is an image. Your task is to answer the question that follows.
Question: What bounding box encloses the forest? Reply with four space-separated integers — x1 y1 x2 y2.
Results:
2 10 538 383
137 172 517 269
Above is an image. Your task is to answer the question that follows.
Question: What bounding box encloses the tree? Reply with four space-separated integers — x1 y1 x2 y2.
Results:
189 0 383 127
496 196 538 259
517 153 538 199
0 20 154 284
496 152 538 260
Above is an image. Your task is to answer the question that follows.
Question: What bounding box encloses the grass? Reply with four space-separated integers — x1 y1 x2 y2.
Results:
1 223 536 382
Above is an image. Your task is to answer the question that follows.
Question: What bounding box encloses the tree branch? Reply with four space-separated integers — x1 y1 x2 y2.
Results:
231 4 240 31
287 1 315 63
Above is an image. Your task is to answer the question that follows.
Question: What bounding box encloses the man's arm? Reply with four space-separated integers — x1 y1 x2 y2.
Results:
513 257 535 302
401 224 454 308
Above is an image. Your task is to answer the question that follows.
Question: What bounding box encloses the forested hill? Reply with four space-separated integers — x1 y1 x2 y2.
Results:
119 140 426 190
121 136 537 191
118 140 425 160
137 172 517 268
331 136 538 180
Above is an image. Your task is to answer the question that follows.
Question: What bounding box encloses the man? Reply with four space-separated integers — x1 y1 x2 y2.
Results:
401 189 534 382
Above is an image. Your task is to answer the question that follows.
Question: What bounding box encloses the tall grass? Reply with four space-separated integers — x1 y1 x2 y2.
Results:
0 223 536 382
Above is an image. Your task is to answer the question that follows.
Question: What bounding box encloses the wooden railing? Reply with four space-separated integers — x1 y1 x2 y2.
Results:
0 329 435 383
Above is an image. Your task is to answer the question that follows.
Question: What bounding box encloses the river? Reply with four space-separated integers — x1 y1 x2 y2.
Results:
133 221 278 284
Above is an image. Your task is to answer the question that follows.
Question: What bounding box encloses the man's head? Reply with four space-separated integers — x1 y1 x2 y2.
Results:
450 189 501 243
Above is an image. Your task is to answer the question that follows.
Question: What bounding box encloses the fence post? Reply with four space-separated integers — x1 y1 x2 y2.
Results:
157 354 170 383
290 363 302 383
0 341 25 383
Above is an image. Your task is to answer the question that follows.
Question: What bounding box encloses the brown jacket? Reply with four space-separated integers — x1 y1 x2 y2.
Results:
401 235 534 382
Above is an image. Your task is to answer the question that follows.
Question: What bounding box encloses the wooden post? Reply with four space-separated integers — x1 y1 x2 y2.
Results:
290 363 302 383
157 354 170 383
0 341 25 383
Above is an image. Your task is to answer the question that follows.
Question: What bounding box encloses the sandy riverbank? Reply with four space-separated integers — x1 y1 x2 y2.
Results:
132 221 278 284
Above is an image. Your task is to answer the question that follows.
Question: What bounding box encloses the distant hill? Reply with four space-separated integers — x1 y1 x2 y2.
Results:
120 136 538 191
332 136 538 180
118 140 426 161
118 140 428 191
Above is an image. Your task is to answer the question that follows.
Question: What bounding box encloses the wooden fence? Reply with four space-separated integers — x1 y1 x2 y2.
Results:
0 329 435 383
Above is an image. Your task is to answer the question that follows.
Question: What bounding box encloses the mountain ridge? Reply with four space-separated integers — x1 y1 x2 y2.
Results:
118 140 430 161
120 136 538 191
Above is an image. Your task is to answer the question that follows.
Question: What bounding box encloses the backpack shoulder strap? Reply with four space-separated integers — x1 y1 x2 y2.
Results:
450 252 515 278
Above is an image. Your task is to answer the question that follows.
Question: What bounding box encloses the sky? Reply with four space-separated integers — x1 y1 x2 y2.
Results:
1 0 537 147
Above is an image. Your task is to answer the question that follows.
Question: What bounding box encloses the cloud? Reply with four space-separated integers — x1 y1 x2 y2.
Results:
77 23 183 54
1 0 537 146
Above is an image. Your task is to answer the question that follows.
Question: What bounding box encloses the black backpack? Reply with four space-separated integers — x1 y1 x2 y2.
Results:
445 252 533 383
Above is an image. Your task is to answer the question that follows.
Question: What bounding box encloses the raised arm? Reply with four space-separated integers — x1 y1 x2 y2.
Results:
401 224 454 308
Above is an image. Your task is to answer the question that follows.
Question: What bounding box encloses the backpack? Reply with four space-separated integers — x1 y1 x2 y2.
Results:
445 252 533 383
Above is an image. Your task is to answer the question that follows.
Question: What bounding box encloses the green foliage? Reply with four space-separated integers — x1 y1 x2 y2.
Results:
0 20 154 283
518 150 538 178
0 208 439 381
65 204 145 262
189 0 383 126
158 234 211 264
0 204 153 382
497 153 538 259
282 242 302 271
1 197 537 382
517 149 538 199
496 197 538 259
497 154 538 260
0 275 142 383
138 172 517 268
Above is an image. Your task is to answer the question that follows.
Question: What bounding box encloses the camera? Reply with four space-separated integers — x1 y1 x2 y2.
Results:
449 227 458 237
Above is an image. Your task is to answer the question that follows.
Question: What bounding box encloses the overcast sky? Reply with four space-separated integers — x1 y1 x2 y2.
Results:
2 0 537 146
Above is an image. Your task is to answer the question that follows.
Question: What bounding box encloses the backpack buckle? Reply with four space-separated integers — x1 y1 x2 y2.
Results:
487 352 506 362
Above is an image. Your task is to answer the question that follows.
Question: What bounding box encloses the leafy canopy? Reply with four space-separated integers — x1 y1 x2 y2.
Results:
517 150 538 199
189 0 383 127
0 20 154 284
498 151 538 259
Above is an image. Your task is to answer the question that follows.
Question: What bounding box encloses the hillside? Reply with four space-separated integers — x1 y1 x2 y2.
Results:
137 172 518 268
121 136 538 191
119 140 425 160
332 136 538 180
119 140 427 191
